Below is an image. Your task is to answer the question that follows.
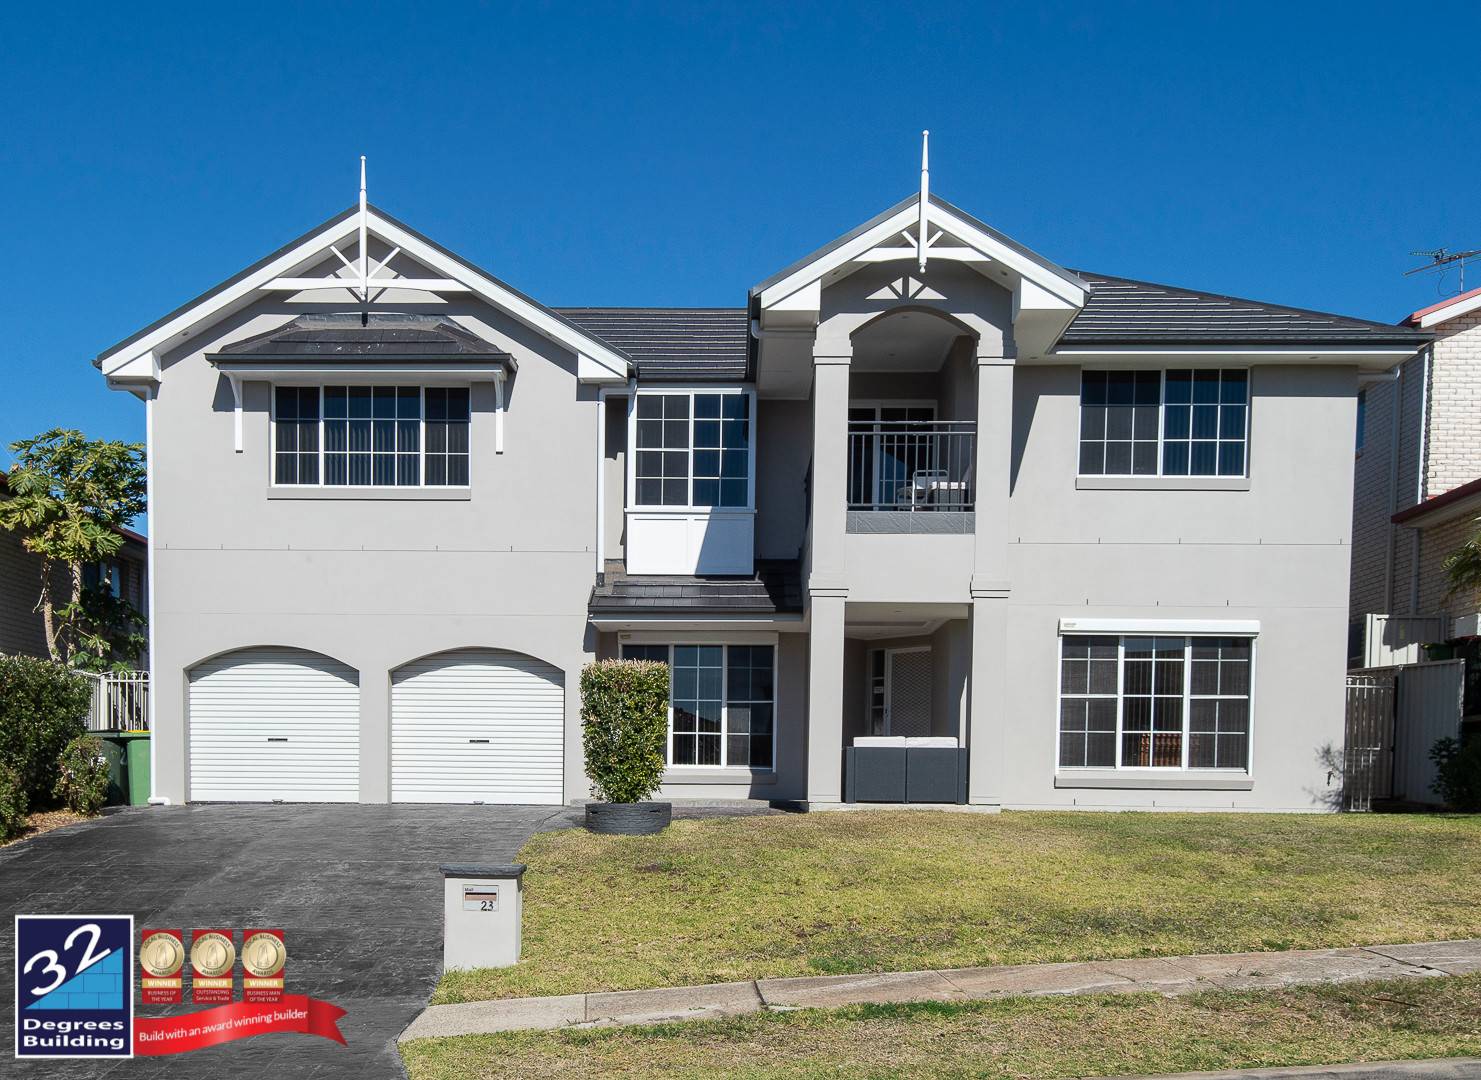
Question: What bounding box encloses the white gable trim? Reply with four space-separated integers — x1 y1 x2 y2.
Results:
97 208 631 384
1415 290 1481 328
756 197 1087 313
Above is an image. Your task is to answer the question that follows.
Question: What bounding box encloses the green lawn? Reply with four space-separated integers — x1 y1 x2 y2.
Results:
404 974 1481 1080
436 810 1481 1003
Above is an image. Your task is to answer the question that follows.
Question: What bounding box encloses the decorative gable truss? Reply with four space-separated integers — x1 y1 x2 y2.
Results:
96 162 632 397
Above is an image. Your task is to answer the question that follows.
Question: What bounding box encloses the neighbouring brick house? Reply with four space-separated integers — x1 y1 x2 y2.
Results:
1350 286 1481 666
0 471 148 661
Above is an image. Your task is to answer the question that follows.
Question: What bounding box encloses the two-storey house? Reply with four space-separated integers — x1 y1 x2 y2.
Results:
95 182 1427 810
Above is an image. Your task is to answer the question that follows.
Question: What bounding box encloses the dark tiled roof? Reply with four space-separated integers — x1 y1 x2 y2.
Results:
214 313 513 362
558 308 749 381
589 561 802 616
1063 272 1430 348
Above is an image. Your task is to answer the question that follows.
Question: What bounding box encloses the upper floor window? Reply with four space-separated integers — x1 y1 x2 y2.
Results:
83 561 122 598
273 386 470 487
1355 388 1367 452
632 390 753 509
1059 634 1252 771
1079 370 1248 477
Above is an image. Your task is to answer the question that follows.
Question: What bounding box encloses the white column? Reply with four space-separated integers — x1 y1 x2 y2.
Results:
806 342 851 805
806 593 847 804
968 349 1014 809
808 349 851 593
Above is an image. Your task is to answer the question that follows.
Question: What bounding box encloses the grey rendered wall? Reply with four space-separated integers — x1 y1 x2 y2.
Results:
603 396 627 562
996 363 1358 810
755 398 811 561
148 287 601 804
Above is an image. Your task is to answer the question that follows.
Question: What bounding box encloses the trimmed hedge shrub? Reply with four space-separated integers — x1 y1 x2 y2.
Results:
0 765 27 842
0 655 91 807
581 659 669 804
55 735 110 816
1431 737 1481 812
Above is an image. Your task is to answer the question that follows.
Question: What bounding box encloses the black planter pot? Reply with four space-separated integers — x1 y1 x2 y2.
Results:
585 801 672 835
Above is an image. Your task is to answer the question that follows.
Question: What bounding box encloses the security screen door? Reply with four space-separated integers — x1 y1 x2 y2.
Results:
868 647 933 736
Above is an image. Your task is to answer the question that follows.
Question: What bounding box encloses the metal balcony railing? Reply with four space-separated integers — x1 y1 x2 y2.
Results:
77 669 150 732
847 421 975 511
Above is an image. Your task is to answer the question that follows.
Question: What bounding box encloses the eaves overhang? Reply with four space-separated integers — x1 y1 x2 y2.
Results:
94 203 631 385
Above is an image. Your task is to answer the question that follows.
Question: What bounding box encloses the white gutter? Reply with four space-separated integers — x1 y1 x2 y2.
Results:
1382 361 1405 614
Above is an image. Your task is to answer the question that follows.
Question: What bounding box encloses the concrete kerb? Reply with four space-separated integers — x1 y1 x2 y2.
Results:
397 938 1481 1042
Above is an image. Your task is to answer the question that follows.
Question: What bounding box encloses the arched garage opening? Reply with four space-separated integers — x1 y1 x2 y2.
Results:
391 648 565 805
188 647 360 802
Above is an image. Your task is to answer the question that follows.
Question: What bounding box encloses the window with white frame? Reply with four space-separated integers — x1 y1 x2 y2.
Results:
1079 370 1248 477
273 386 470 487
621 643 774 768
632 390 752 509
1058 635 1252 770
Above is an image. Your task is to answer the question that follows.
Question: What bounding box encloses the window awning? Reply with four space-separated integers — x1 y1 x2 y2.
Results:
207 314 514 454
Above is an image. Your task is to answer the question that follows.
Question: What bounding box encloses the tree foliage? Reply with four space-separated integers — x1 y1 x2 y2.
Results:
54 735 111 816
0 655 91 806
1443 516 1481 602
0 429 147 669
581 659 670 804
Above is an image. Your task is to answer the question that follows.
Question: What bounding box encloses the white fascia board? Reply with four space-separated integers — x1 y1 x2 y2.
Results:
924 203 1085 309
95 209 632 385
1059 617 1261 636
368 212 629 382
758 204 918 310
101 347 162 381
757 199 1085 313
95 218 362 373
1418 291 1481 327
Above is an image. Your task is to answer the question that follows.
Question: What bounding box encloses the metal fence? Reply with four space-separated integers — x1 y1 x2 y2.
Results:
77 670 150 732
1343 659 1464 810
1343 669 1395 812
846 421 976 511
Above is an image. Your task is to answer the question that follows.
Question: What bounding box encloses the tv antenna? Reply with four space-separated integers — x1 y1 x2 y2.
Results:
1406 246 1481 295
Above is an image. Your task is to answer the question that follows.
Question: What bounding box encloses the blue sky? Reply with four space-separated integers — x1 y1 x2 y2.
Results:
2 1 1477 494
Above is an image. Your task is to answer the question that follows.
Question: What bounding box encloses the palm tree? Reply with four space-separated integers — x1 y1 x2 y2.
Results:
1444 517 1481 598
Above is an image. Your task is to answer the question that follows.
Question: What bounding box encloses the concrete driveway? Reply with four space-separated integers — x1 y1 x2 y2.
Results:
1 803 581 1078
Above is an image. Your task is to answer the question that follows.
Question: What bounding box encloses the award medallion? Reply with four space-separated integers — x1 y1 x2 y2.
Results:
139 929 185 1004
242 929 286 1003
189 929 235 1004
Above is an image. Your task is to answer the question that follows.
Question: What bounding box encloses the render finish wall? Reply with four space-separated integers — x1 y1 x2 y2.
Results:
149 289 602 804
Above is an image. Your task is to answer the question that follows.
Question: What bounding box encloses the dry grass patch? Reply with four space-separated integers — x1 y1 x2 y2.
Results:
436 810 1481 1003
404 974 1481 1080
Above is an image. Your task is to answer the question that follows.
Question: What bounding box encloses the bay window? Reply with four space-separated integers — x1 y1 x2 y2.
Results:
1079 369 1248 477
273 386 470 487
621 643 775 768
1059 634 1252 771
632 390 753 509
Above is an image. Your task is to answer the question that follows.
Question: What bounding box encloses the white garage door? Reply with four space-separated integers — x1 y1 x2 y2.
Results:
189 648 360 802
392 648 564 804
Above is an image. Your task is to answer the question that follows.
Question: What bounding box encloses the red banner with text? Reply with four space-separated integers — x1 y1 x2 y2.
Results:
134 996 346 1056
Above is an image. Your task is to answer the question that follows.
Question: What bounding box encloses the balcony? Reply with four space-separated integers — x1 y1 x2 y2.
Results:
846 420 975 534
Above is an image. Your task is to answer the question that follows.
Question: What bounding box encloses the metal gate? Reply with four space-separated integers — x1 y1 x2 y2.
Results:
1343 669 1395 812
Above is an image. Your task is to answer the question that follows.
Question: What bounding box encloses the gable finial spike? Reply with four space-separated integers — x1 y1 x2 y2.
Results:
918 130 930 272
358 155 369 304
